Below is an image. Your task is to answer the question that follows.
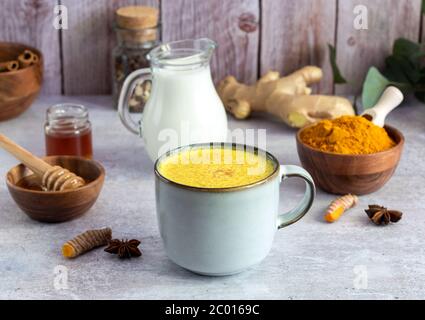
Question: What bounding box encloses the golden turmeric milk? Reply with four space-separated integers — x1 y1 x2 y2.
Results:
300 116 396 155
158 147 275 188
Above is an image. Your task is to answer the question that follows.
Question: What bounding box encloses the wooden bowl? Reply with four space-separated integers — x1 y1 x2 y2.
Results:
0 42 43 121
6 156 105 223
296 125 404 195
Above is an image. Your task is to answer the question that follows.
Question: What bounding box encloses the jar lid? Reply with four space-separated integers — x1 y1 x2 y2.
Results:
115 6 159 30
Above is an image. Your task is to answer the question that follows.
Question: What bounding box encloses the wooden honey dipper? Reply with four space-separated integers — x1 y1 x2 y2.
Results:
0 134 85 191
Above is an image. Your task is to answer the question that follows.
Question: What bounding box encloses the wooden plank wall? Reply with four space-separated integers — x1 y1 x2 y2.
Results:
335 0 422 94
162 0 260 85
0 0 423 95
61 0 158 94
0 0 61 94
261 0 336 94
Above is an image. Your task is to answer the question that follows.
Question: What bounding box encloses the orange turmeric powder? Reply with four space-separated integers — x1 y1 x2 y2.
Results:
300 116 395 155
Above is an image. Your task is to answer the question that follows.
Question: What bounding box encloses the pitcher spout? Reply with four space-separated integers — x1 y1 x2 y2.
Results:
148 38 217 69
197 38 217 60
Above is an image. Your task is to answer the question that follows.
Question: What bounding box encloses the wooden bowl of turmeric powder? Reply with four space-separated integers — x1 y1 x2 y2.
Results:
296 116 404 195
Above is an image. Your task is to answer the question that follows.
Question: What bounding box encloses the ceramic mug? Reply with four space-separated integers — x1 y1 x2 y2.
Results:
154 143 315 276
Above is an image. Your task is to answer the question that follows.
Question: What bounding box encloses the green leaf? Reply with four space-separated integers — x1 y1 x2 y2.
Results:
414 75 425 102
414 90 425 102
384 56 411 83
362 67 391 109
392 38 423 68
422 0 425 14
352 95 360 115
393 38 420 57
385 55 422 84
327 43 347 84
362 37 425 107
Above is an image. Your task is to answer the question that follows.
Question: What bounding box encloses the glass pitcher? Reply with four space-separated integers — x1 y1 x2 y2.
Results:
118 38 228 161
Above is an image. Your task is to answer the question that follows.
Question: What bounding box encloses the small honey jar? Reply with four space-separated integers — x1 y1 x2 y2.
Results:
45 103 93 159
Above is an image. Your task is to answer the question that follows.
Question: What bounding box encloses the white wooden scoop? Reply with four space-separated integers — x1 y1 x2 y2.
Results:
361 86 404 127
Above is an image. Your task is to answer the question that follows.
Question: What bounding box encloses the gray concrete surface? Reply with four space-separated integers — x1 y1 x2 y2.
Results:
0 95 424 300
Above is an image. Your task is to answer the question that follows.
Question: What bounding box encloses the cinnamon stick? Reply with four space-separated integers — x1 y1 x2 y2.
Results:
32 53 39 64
0 60 19 72
18 50 37 68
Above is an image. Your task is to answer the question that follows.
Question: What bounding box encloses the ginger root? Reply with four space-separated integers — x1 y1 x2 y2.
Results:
62 227 112 258
324 194 358 223
217 66 355 128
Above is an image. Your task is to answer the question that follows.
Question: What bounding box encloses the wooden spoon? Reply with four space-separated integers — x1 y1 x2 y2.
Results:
0 134 85 191
361 86 404 127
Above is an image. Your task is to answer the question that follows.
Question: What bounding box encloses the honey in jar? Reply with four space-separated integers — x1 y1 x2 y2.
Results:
45 103 93 159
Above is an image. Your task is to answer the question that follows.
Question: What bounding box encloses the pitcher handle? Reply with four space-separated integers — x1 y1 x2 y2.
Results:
118 68 151 136
277 165 316 229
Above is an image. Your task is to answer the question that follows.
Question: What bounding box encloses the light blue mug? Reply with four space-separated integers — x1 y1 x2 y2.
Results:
155 143 315 276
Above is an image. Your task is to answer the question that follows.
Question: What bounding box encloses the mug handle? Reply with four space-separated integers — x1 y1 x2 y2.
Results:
118 68 152 136
277 165 316 229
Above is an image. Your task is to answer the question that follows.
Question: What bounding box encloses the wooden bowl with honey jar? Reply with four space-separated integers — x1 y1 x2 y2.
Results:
296 119 404 195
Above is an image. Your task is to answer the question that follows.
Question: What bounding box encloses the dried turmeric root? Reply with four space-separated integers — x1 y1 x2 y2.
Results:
62 227 112 258
324 194 358 223
217 66 355 128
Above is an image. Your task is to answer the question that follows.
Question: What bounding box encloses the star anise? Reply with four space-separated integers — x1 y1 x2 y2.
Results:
365 205 402 225
104 239 142 259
